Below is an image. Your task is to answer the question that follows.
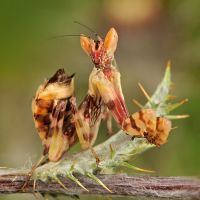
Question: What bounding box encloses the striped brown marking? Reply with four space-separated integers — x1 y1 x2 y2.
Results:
106 100 115 110
142 115 171 146
47 127 54 138
131 112 146 133
35 99 53 111
57 104 67 121
63 123 75 137
83 133 89 141
32 69 77 162
89 132 95 142
154 117 171 145
156 117 165 132
45 97 76 161
33 98 54 140
37 125 49 135
122 119 129 131
80 95 103 126
125 109 172 146
63 98 77 146
82 132 95 143
130 115 140 132
51 100 66 121
62 98 77 146
82 95 94 119
138 111 148 124
155 117 160 131
43 145 49 155
140 109 157 137
51 100 67 122
34 100 53 115
34 114 51 126
47 68 75 85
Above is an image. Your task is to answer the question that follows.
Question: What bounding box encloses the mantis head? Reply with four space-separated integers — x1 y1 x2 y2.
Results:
80 28 118 69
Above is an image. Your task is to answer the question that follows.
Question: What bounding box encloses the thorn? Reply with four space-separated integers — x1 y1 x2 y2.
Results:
109 144 115 160
69 162 76 172
138 83 152 103
87 173 112 193
118 152 138 157
132 99 143 109
54 176 69 192
120 161 155 173
168 99 188 112
166 60 171 69
166 114 189 119
67 173 89 192
171 126 178 130
167 95 176 100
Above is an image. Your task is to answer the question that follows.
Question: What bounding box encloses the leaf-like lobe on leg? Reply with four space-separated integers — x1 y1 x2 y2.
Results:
32 69 77 162
123 109 172 146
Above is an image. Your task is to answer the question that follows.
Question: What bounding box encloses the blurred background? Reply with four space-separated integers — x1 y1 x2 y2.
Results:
0 0 199 199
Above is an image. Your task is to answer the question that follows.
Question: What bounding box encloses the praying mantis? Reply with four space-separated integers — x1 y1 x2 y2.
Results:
32 27 172 163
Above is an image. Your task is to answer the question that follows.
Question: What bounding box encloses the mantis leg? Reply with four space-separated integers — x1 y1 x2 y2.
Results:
92 68 172 144
102 108 113 136
71 94 103 164
72 94 102 149
92 68 129 126
92 67 144 138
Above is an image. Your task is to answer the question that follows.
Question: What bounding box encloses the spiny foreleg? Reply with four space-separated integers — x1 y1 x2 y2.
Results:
72 94 104 164
92 66 173 145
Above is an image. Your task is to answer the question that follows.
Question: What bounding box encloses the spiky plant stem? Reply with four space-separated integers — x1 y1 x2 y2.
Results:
33 65 176 191
0 65 192 199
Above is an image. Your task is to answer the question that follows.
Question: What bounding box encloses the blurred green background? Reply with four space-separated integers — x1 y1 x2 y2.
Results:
0 0 199 199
